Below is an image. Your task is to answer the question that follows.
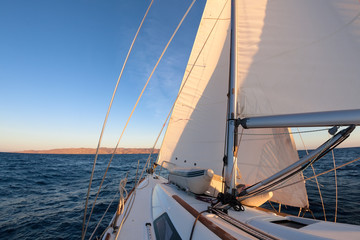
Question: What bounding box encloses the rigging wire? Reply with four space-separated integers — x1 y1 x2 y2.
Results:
237 131 349 204
253 156 360 199
238 138 334 201
331 149 338 222
239 125 354 201
94 0 200 237
310 165 327 221
108 0 233 236
111 0 232 232
121 0 199 198
81 1 154 239
297 128 327 221
88 191 119 240
82 0 359 237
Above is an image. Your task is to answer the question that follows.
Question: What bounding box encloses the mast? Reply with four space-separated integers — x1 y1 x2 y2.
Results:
224 0 238 193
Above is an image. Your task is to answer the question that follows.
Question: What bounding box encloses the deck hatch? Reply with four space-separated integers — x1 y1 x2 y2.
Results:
271 219 307 229
153 212 181 240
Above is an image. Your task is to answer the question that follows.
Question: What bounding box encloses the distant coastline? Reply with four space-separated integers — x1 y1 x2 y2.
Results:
16 147 159 155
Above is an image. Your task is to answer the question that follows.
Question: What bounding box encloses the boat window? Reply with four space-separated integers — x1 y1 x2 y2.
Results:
153 213 181 240
271 219 307 229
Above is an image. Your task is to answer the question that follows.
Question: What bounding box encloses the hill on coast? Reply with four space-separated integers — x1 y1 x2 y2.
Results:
18 147 159 155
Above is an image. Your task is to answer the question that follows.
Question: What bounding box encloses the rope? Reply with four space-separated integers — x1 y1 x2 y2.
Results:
296 128 327 221
88 191 119 240
127 0 199 194
239 139 332 201
115 177 150 239
117 176 129 216
236 156 359 222
265 157 360 194
310 165 327 221
115 175 134 240
303 208 316 219
239 125 351 213
268 201 278 213
103 1 199 237
238 130 347 202
95 173 129 240
81 1 154 239
331 149 338 222
212 209 279 240
189 210 208 240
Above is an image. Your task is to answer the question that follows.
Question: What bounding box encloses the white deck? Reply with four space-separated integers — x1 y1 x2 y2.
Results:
103 175 360 240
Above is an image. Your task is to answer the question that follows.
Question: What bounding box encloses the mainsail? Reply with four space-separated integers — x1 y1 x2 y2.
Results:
157 0 360 208
236 0 360 117
235 0 360 207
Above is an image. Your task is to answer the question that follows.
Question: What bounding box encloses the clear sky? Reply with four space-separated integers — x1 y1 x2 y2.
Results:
0 0 359 152
0 0 208 152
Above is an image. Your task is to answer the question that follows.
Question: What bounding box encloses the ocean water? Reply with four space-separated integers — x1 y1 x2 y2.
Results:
0 148 359 239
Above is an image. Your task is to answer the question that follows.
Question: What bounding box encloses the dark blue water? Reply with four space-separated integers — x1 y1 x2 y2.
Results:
299 147 360 224
0 148 359 239
0 153 151 240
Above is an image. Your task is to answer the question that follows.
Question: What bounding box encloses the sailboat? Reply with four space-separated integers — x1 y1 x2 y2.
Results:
83 0 360 239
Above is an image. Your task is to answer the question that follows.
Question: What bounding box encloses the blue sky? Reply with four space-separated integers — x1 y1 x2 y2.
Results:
0 0 359 152
0 0 207 152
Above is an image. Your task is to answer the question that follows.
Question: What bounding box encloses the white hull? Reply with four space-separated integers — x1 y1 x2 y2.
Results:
103 175 360 240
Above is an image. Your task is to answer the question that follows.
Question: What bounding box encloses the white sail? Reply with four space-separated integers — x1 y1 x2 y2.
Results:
234 0 309 207
236 0 360 118
157 0 231 174
237 128 308 207
157 0 309 208
233 0 360 207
